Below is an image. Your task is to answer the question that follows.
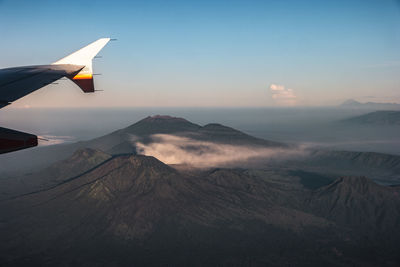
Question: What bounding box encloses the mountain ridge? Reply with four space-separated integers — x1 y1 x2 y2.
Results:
1 150 400 266
342 110 400 125
339 99 400 110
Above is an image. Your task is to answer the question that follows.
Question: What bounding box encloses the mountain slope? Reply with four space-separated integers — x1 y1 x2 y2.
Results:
0 148 111 199
307 177 400 232
309 150 400 171
1 151 400 266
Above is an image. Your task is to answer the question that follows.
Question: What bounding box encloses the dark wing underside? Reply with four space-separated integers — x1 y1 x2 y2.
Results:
0 127 38 154
0 64 83 108
0 64 83 153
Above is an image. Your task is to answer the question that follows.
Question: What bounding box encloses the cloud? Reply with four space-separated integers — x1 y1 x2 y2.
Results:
132 134 307 168
270 84 297 106
38 135 75 146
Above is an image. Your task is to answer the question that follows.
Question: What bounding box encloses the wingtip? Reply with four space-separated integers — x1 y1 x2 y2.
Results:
71 77 95 93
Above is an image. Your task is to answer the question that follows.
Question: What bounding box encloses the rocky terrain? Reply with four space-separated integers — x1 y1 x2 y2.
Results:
0 116 400 266
0 148 399 266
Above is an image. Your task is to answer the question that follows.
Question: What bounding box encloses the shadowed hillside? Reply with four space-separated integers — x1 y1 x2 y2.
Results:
0 149 400 266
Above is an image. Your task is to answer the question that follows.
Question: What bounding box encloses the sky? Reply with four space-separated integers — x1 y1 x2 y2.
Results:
0 0 399 108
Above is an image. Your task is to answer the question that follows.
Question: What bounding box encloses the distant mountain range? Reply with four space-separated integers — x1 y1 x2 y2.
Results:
339 99 400 110
1 148 399 266
342 110 400 125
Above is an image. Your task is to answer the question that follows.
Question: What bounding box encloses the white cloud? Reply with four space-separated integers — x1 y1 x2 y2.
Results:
132 134 307 168
38 135 75 146
269 84 297 106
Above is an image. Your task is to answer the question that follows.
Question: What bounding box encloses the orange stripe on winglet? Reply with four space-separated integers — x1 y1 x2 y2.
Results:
73 74 93 80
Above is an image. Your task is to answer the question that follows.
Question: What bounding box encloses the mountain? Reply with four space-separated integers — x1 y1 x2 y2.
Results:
0 150 399 266
342 111 400 125
339 99 400 110
85 115 286 154
341 99 362 106
0 115 286 176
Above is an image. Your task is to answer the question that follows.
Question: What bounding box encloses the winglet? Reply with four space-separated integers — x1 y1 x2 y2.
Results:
52 38 111 92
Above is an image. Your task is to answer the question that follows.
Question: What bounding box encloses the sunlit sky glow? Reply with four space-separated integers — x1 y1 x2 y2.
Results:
0 0 399 108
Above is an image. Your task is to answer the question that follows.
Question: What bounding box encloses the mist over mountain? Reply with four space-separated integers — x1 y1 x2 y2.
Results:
2 107 400 176
1 115 399 184
93 115 284 147
0 115 291 176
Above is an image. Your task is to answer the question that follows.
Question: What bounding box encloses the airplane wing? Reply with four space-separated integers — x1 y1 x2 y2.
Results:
0 38 111 153
0 64 83 108
0 38 110 109
0 127 37 154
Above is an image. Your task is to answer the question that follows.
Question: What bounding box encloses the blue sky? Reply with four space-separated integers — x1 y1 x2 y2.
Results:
0 0 399 107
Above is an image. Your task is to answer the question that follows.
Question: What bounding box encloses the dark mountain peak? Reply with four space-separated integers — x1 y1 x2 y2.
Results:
64 115 286 158
97 154 178 184
98 154 176 176
54 154 181 204
135 115 198 127
125 154 175 172
123 115 201 136
341 99 361 106
142 115 189 123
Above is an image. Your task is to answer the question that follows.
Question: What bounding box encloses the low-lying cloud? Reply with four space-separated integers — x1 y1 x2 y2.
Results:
270 84 297 106
38 135 75 146
133 134 307 167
